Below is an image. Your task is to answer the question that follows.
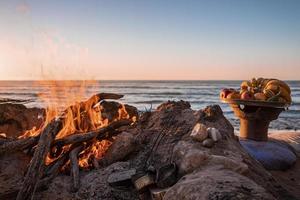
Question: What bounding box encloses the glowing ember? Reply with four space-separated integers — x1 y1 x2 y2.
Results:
79 140 112 168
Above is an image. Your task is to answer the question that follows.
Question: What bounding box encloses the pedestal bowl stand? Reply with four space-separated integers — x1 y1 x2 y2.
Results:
221 99 297 170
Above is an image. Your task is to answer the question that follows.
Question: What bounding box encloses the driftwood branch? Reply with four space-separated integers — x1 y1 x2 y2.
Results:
16 119 63 200
49 119 131 158
37 152 69 191
92 155 100 169
69 145 83 192
0 136 39 155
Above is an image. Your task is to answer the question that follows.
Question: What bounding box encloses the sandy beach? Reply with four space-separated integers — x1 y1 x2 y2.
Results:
268 132 300 197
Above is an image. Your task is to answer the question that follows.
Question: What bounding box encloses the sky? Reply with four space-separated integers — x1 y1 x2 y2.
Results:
0 0 299 80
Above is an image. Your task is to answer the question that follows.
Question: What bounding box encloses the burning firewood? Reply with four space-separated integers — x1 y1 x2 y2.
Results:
16 119 63 200
14 92 136 200
91 155 100 169
38 152 69 191
69 144 84 192
49 119 132 158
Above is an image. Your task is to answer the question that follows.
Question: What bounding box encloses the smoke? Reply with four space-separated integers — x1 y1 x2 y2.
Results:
16 1 30 15
4 1 92 80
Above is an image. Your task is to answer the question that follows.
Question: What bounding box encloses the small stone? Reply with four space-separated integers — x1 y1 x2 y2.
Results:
190 123 208 142
202 138 214 148
207 127 222 142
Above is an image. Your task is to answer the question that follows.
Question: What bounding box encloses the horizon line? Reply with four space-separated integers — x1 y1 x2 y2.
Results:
0 79 300 81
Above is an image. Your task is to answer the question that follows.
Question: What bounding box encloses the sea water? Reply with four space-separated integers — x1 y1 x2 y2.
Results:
0 80 299 131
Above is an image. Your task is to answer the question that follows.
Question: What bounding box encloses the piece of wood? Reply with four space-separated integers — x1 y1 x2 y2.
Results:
16 119 63 200
37 152 69 191
69 145 83 192
0 136 39 155
49 119 131 158
92 156 100 169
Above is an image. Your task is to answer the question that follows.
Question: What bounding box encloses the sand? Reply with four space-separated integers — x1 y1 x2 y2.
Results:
269 132 300 198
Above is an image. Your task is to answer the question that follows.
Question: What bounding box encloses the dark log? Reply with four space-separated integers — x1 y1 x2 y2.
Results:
50 119 131 158
16 119 63 200
37 152 69 191
86 92 124 106
69 93 124 116
0 136 39 155
92 156 100 169
61 93 125 138
0 135 15 145
69 145 83 192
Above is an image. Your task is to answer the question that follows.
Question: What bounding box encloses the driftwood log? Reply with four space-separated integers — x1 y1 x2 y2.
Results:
16 119 63 200
0 136 39 155
49 119 131 158
37 152 69 190
69 145 84 192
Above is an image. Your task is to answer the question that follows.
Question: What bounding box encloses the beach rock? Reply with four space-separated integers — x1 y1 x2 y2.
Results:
202 138 214 148
197 105 235 139
173 141 210 175
164 168 275 200
177 149 209 175
101 132 136 166
0 152 31 199
208 155 249 175
100 101 139 123
34 162 138 200
207 127 222 142
190 123 208 142
77 162 138 200
156 100 191 111
0 103 44 137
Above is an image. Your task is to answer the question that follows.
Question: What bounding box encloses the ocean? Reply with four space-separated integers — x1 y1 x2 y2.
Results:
0 80 299 131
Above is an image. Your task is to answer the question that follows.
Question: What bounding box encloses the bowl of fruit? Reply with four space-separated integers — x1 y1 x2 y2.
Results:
220 78 292 108
220 78 292 141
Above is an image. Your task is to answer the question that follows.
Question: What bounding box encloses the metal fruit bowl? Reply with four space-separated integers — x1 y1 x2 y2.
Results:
220 98 290 108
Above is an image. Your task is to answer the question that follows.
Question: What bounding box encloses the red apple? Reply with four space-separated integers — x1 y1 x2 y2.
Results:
241 91 253 100
220 88 235 99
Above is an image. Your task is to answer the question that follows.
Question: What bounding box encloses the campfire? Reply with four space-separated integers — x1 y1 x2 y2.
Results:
0 85 297 200
1 90 137 200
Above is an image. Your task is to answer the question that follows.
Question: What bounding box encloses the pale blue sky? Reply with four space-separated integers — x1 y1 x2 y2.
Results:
0 0 299 80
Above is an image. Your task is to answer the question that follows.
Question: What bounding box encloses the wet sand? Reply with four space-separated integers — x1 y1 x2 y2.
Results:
269 132 300 198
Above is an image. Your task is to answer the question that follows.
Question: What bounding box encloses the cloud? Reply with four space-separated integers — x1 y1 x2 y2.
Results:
16 2 30 15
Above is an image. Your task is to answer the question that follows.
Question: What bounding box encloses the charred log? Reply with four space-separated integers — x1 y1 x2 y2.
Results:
37 152 69 191
69 144 83 192
49 119 132 158
0 136 39 155
16 119 63 200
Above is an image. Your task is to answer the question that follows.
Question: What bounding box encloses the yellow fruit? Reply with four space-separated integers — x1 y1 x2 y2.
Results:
251 78 258 87
265 80 291 94
240 81 251 90
254 93 267 101
261 79 271 88
263 89 276 99
265 84 280 93
279 86 292 103
278 97 287 103
240 88 248 94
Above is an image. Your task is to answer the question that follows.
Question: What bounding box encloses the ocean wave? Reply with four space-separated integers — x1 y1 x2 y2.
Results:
130 100 164 104
123 92 183 95
0 92 39 97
